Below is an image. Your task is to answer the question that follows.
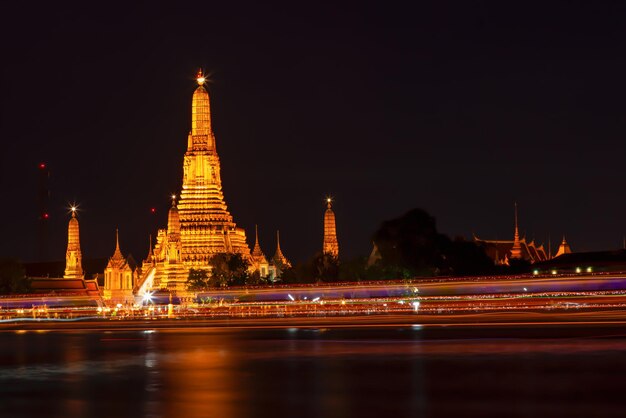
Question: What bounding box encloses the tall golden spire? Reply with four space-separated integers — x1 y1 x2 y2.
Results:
273 230 291 268
510 202 523 259
167 195 180 235
190 69 213 150
147 234 154 265
64 208 83 279
252 225 266 258
323 197 339 258
111 228 124 262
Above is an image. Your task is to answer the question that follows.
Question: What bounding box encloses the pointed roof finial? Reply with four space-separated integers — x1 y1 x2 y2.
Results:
115 228 120 251
255 224 260 245
326 197 332 210
510 201 522 259
196 69 206 85
148 234 153 257
273 230 291 268
171 194 177 206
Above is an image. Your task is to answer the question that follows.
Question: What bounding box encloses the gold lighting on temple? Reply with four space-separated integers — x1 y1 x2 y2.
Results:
63 208 84 279
146 70 252 292
323 197 339 258
554 236 572 258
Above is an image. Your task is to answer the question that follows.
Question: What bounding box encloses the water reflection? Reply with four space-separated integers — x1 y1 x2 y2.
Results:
0 327 625 417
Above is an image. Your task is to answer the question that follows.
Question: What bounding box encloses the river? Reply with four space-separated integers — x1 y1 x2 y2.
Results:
0 325 624 417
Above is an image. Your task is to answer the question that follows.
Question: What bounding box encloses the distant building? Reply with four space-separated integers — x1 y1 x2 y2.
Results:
474 204 551 265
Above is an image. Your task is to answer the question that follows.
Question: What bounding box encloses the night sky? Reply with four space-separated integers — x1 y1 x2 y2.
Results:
2 2 626 265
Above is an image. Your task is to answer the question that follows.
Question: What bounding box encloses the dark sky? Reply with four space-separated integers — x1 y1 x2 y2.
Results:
2 1 626 265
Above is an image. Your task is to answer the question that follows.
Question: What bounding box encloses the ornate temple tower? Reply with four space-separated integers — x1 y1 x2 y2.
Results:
323 198 339 258
63 208 83 279
177 71 250 262
146 72 251 292
510 202 523 260
103 230 135 303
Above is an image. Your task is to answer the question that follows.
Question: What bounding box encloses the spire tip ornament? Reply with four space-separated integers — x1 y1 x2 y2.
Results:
196 69 206 85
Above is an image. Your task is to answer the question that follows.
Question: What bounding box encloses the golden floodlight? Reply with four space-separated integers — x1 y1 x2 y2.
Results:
71 206 77 212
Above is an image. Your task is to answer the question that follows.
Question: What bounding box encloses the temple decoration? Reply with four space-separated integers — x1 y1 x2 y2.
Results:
63 208 84 279
323 198 339 258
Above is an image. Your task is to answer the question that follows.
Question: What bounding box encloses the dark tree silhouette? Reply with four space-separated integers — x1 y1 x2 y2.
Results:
371 208 494 278
0 258 31 294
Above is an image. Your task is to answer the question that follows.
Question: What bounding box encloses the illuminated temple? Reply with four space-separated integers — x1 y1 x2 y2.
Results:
473 204 553 265
323 198 339 258
141 71 255 292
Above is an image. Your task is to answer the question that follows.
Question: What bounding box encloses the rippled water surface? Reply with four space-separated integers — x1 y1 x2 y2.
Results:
1 326 625 418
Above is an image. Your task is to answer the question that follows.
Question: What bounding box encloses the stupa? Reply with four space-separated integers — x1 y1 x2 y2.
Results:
147 71 251 292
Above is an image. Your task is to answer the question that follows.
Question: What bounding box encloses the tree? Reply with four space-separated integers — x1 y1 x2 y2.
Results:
372 208 447 276
313 252 339 282
371 208 494 278
338 256 368 282
208 253 250 287
0 258 31 294
443 237 495 276
186 268 210 291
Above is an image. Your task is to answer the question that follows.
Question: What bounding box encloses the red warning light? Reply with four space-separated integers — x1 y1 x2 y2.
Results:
39 163 46 169
43 213 49 219
150 208 156 214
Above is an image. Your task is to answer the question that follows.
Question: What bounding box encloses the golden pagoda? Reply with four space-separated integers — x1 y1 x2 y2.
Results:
323 198 339 258
146 71 251 292
63 207 83 279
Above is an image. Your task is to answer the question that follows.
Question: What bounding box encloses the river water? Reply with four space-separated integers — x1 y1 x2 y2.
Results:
0 325 625 418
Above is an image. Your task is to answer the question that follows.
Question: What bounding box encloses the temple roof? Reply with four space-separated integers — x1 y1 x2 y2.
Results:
107 229 131 270
474 235 549 265
273 230 291 268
